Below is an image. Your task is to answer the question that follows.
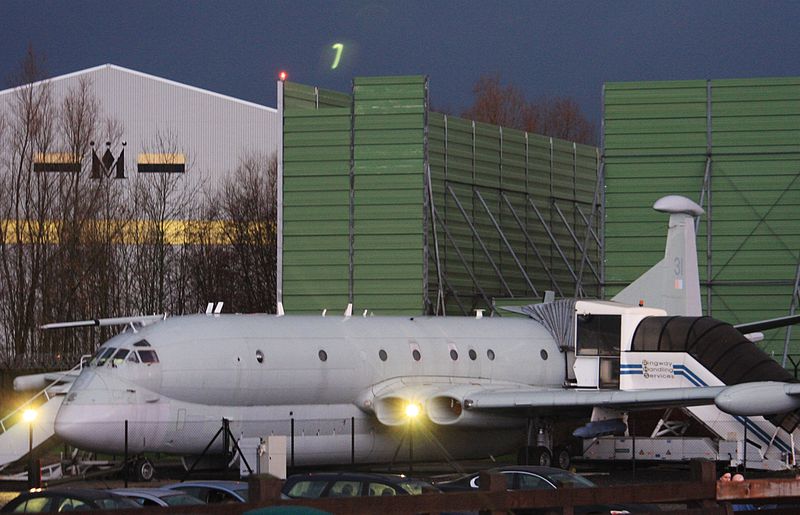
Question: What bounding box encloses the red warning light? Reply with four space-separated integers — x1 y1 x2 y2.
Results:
279 71 288 81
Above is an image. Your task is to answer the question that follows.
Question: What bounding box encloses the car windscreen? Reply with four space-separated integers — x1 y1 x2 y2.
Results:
162 493 205 506
543 471 596 488
398 480 438 495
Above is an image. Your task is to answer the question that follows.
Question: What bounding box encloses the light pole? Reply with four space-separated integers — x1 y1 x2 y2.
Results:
23 409 37 488
404 402 421 474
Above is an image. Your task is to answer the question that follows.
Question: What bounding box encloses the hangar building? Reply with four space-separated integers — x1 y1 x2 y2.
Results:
0 64 280 202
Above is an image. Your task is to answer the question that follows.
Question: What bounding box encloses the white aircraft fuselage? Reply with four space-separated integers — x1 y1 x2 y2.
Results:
55 314 562 465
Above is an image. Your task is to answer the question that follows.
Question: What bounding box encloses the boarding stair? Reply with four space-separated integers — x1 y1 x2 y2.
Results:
620 316 800 470
0 362 82 473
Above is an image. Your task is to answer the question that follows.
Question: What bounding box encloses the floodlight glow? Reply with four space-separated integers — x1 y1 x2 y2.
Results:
405 402 421 419
23 409 37 423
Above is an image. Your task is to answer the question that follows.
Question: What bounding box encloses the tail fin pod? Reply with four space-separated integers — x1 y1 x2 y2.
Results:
612 195 704 316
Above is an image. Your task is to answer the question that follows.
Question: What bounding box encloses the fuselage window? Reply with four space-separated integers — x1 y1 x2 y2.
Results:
138 350 159 364
468 349 477 360
94 347 117 367
256 350 264 364
487 349 496 361
540 349 548 360
379 349 388 361
412 349 421 361
111 349 129 367
318 350 328 362
449 349 458 361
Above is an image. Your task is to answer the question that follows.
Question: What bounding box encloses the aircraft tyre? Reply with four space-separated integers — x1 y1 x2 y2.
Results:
553 445 571 469
532 446 552 467
517 446 552 467
133 458 155 482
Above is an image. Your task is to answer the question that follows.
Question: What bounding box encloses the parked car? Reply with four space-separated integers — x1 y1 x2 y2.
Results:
282 472 440 499
110 487 206 507
435 466 658 514
163 480 249 503
1 487 141 512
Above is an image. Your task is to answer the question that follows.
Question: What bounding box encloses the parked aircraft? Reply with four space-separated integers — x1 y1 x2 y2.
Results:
17 195 800 478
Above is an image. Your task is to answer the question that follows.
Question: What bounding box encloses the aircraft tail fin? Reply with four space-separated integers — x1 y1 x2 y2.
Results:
611 195 704 316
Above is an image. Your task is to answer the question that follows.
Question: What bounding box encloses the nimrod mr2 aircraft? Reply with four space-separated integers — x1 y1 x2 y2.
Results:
21 195 800 477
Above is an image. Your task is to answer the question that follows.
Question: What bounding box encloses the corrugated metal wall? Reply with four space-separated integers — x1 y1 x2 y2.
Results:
282 82 353 312
604 77 800 364
0 64 280 198
427 115 601 315
352 76 426 313
281 75 601 316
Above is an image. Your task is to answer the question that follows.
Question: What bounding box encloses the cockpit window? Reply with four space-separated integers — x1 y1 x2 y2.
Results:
111 349 129 367
133 340 151 347
138 350 159 363
93 347 117 367
126 351 140 364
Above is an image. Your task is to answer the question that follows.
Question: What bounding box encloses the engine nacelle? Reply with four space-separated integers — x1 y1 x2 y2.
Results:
427 394 523 428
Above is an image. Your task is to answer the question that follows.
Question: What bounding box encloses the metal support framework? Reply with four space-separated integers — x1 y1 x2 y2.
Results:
527 197 581 286
500 192 564 297
446 184 514 297
474 189 539 298
783 262 800 367
552 201 600 285
433 209 496 314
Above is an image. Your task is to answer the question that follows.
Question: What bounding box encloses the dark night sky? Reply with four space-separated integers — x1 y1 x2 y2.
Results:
2 1 798 126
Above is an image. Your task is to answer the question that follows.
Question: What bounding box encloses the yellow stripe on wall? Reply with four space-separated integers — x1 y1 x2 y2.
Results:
0 220 274 245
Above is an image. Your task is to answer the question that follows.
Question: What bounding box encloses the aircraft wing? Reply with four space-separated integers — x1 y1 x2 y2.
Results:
463 385 727 412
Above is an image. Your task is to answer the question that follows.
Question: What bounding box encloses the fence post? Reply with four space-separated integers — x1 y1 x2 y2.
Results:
351 416 355 465
290 418 295 467
124 420 128 487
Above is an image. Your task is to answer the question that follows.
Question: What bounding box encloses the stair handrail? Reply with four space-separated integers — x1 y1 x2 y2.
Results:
0 355 90 434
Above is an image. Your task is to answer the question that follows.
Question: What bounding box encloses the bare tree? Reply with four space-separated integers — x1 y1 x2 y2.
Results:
460 74 596 145
0 50 130 366
128 131 197 315
218 153 277 313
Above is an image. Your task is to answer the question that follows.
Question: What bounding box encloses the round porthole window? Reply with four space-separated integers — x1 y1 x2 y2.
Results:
469 349 477 360
412 349 421 361
540 349 548 360
318 350 328 362
487 349 495 361
379 349 388 361
255 350 264 364
450 349 458 361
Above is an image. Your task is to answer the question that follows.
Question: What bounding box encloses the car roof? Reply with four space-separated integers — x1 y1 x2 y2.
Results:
39 487 130 499
165 480 248 490
489 466 569 474
286 472 422 484
112 487 189 497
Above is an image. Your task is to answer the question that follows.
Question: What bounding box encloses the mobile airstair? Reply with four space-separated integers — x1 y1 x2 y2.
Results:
580 313 800 470
0 362 82 476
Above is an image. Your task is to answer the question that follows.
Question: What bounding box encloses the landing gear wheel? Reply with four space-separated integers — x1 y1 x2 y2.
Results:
518 446 552 467
553 445 571 469
133 458 155 482
531 446 552 467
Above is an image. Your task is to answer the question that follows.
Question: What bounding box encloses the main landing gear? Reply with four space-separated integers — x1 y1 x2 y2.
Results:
130 458 155 482
517 418 572 470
